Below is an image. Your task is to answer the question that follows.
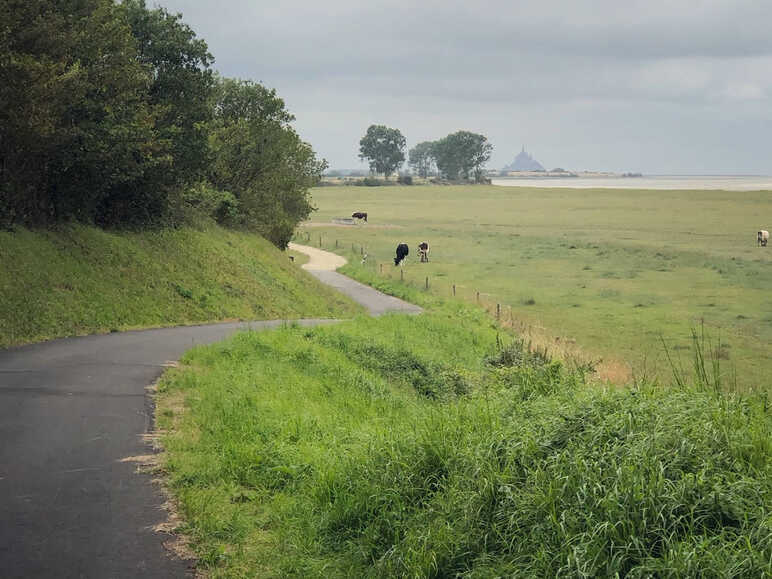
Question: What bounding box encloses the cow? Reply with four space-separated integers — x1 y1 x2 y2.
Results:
394 243 409 266
418 241 429 262
759 230 769 247
352 212 368 223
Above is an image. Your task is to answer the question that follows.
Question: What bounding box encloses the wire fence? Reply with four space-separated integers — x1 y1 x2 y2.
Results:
292 231 616 379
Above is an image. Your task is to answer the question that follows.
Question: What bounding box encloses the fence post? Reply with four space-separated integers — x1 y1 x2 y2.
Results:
401 269 404 282
380 263 383 274
476 291 480 303
425 276 429 290
335 239 338 248
452 284 456 297
360 245 364 255
319 236 322 247
496 303 501 321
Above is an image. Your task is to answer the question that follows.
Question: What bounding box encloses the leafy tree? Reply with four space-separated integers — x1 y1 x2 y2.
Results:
433 130 492 181
358 125 405 179
208 78 327 248
122 0 214 188
0 0 164 226
408 141 436 178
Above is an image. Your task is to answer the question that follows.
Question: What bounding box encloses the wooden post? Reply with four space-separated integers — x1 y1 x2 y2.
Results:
496 303 501 320
319 236 322 247
401 269 404 282
360 245 364 255
476 291 480 303
335 239 338 248
425 276 429 290
380 263 383 274
452 284 456 296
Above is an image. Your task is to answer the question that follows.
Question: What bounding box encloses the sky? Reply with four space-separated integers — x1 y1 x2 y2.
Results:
159 0 772 174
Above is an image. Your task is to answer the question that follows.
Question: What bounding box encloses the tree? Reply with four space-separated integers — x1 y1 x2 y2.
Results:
122 0 214 189
208 77 327 248
0 0 165 226
408 141 436 178
358 125 405 179
433 130 492 181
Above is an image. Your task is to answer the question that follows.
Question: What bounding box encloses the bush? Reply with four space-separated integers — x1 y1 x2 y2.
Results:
397 175 413 185
168 182 240 227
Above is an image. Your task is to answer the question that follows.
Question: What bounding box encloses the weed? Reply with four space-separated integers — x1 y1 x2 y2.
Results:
173 283 193 300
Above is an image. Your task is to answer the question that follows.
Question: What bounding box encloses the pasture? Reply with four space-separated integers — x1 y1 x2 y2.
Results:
299 184 772 389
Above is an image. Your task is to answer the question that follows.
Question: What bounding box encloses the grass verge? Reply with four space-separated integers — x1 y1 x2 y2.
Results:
0 224 362 347
157 298 771 577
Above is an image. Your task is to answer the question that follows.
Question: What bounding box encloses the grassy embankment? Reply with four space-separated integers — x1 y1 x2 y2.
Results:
157 275 771 577
298 184 772 389
0 224 361 347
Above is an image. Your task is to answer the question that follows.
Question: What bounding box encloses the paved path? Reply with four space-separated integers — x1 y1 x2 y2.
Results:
1 246 419 578
289 242 422 316
0 320 338 578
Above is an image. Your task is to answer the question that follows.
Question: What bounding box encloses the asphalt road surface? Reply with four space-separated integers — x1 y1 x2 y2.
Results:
0 247 419 578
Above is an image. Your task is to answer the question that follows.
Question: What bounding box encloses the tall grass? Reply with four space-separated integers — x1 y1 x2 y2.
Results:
157 302 771 577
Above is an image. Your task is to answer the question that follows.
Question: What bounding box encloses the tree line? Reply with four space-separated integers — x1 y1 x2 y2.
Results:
0 0 325 247
358 125 493 182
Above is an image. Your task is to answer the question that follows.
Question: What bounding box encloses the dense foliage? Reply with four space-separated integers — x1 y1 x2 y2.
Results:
433 130 493 181
407 140 436 178
405 131 493 181
208 78 327 247
0 0 325 244
358 124 406 179
0 0 161 226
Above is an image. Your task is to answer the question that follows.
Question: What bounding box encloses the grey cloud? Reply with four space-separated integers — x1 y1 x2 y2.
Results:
158 0 772 173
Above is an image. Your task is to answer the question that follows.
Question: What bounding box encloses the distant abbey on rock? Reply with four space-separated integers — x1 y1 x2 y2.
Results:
502 146 545 172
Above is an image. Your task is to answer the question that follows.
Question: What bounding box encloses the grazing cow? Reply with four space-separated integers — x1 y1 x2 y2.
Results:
759 230 769 247
352 212 368 222
418 241 429 262
394 243 409 266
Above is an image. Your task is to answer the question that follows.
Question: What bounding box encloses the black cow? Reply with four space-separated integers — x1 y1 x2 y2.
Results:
418 241 429 262
394 243 409 266
352 212 368 222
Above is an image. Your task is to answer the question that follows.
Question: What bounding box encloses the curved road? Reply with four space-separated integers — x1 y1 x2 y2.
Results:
288 242 422 317
0 244 419 578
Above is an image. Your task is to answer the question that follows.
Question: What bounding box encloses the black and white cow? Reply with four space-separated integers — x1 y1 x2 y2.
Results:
394 243 409 266
352 212 368 222
758 230 769 247
418 241 429 262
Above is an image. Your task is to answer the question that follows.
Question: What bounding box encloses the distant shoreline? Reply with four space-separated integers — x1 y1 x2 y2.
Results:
492 174 772 191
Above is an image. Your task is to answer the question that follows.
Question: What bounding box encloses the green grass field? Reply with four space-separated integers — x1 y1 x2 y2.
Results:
157 286 771 576
298 184 772 389
0 224 361 347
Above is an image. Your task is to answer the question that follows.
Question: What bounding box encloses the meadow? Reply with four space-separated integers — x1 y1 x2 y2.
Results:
157 282 771 576
299 184 772 389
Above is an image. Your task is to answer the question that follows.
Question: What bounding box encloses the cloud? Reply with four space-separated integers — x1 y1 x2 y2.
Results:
159 0 772 173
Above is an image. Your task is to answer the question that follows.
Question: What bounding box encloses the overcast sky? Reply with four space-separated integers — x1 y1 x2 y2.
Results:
159 0 771 174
